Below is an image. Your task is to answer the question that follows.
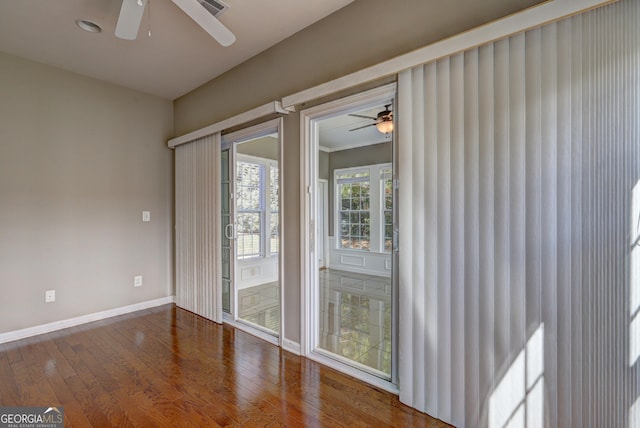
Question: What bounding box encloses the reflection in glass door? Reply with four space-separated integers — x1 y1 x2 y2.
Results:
221 120 281 339
316 159 395 378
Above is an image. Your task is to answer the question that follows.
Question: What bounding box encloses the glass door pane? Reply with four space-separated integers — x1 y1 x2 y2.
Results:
313 101 395 379
221 148 232 313
222 121 282 340
235 135 280 335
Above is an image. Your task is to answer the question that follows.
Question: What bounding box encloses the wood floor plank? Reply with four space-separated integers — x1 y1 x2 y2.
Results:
0 304 452 427
41 333 77 379
63 373 116 426
45 369 97 427
0 349 21 404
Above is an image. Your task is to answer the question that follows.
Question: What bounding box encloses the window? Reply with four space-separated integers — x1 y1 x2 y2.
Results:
337 169 371 250
236 156 279 259
335 163 392 253
236 161 264 259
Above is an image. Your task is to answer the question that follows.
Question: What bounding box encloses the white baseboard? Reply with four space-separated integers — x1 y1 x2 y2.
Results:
282 338 301 355
0 296 175 345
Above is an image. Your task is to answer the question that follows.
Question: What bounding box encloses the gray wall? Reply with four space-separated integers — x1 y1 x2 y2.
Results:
236 136 278 160
318 150 329 180
173 0 545 344
0 52 174 334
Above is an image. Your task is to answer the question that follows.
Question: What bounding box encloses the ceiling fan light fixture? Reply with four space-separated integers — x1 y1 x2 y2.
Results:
76 19 102 33
376 120 393 134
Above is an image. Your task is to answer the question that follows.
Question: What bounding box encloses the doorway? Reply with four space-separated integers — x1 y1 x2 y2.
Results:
221 119 283 343
300 84 398 391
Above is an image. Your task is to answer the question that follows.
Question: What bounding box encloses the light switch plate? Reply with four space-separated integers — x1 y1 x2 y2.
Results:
134 275 143 287
142 211 151 222
45 289 55 303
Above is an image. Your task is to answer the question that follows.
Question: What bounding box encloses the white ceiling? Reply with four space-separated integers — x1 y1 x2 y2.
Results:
319 104 393 152
0 0 353 100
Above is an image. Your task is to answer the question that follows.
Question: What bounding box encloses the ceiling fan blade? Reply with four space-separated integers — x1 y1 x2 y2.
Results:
171 0 236 47
115 0 146 40
348 114 376 120
349 123 376 132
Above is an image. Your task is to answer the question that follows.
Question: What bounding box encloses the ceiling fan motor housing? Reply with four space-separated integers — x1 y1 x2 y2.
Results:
377 108 392 123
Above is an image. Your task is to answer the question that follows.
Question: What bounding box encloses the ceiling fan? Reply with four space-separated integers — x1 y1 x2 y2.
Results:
349 104 394 134
115 0 236 46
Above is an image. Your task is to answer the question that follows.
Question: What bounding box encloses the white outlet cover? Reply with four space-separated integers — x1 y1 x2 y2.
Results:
134 275 143 287
142 211 151 222
45 289 55 303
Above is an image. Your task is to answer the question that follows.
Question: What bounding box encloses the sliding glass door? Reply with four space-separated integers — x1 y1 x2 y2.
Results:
301 84 398 389
221 119 282 341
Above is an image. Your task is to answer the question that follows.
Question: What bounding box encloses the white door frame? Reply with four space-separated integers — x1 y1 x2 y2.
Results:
299 83 398 393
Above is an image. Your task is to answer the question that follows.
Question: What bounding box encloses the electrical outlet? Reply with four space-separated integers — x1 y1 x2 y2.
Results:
142 211 150 222
134 275 143 287
45 289 55 303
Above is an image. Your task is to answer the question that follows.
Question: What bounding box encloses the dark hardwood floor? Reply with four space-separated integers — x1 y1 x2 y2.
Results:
0 304 451 427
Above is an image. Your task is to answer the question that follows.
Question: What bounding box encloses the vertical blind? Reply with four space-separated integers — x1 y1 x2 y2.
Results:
175 134 222 323
397 0 640 426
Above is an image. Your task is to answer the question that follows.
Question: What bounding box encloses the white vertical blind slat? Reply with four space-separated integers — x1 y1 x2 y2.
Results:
397 67 414 409
540 22 559 428
569 15 584 428
477 43 496 427
556 18 573 428
450 51 466 426
397 0 640 426
493 40 511 410
424 63 440 409
508 32 527 409
436 57 453 422
463 47 481 424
